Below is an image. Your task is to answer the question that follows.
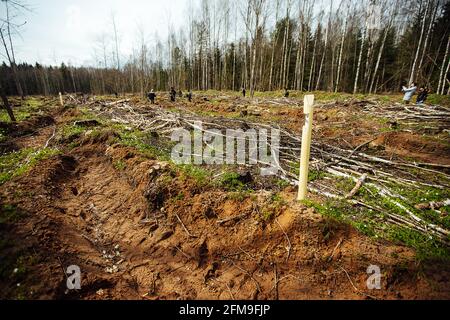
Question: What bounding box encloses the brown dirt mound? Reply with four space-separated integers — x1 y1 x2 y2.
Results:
5 115 55 137
370 131 450 165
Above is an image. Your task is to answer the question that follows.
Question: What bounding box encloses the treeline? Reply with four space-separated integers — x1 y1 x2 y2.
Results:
1 0 450 97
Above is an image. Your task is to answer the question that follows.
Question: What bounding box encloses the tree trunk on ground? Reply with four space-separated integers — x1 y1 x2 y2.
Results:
0 82 16 122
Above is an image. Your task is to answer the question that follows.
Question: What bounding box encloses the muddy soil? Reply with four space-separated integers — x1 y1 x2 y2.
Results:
1 98 449 300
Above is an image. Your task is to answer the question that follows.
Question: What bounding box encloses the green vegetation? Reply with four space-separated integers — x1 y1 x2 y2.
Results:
61 124 86 141
388 226 449 261
189 90 450 108
259 192 287 222
115 125 170 161
0 148 60 185
227 189 253 202
303 182 450 261
308 169 326 182
178 164 212 187
427 94 450 106
0 97 47 123
276 178 290 189
0 108 31 123
113 160 127 171
218 172 246 191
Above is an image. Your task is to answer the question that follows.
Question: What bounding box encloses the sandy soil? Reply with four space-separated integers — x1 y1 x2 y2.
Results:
0 96 449 300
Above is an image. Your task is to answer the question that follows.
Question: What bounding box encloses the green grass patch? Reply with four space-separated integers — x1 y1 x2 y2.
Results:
218 172 246 191
0 97 48 123
115 125 170 161
61 124 86 141
227 189 253 202
427 94 450 107
0 109 31 123
276 179 290 189
178 164 212 187
303 195 450 261
113 160 127 171
388 226 449 261
309 169 326 182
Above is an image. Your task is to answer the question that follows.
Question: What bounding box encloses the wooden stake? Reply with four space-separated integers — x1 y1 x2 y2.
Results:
297 95 314 201
59 92 64 106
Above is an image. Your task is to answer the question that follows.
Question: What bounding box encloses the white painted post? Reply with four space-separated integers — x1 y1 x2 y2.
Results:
59 92 64 106
297 95 315 201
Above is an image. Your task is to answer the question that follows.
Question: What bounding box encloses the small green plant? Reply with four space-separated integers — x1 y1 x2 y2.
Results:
117 126 170 161
271 193 286 205
261 208 274 221
113 160 127 171
61 124 86 141
0 148 60 185
219 172 246 191
276 179 290 189
308 169 325 182
178 164 211 187
227 189 252 202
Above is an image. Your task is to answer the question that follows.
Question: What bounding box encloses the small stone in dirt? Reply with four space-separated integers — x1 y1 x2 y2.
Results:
71 186 78 196
148 224 159 233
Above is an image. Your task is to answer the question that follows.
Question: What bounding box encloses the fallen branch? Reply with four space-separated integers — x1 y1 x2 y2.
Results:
275 219 292 262
345 173 368 199
174 213 197 238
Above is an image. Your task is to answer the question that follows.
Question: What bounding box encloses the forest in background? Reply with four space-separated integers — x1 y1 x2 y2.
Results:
1 0 449 97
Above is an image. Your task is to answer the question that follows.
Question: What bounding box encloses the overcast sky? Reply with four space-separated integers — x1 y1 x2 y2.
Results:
3 0 188 66
3 0 339 67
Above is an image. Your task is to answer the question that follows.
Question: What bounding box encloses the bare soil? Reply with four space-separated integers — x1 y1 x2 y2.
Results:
1 96 449 300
